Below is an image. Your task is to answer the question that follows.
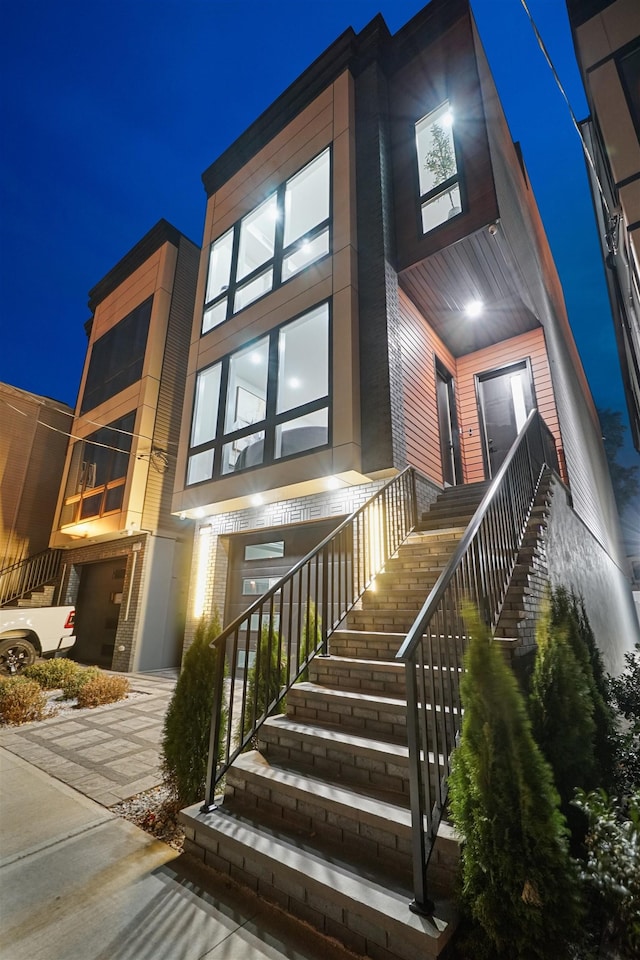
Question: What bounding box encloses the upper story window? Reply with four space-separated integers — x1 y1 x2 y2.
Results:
188 302 330 485
415 101 461 234
60 412 135 526
202 149 331 335
81 297 152 413
617 40 640 140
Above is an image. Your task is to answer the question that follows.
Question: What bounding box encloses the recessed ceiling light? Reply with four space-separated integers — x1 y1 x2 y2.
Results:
465 299 483 318
442 109 454 128
251 494 264 507
327 476 340 490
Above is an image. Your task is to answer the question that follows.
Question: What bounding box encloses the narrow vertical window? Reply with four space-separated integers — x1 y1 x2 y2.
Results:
415 101 461 233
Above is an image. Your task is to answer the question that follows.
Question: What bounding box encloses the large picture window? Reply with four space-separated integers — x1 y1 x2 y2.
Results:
60 412 135 525
187 302 330 484
81 298 152 413
202 149 331 334
414 101 461 233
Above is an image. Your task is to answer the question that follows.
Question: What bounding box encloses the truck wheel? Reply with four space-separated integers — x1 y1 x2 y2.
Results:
0 638 37 676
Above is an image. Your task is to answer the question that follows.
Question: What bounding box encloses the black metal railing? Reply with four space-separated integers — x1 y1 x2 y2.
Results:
201 467 427 811
0 549 63 608
396 409 558 915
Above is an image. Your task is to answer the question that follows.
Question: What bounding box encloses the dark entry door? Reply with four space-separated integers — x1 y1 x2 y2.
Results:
73 558 127 667
436 363 461 486
477 362 535 477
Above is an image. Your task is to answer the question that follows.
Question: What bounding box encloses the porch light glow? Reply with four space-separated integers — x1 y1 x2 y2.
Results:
442 108 454 128
193 524 212 618
327 476 340 490
251 494 264 507
464 299 483 318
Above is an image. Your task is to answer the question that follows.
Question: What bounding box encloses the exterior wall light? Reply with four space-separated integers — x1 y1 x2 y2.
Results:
251 494 264 507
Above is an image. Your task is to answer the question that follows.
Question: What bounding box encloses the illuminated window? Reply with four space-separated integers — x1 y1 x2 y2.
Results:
415 101 461 233
201 149 331 333
187 302 330 484
60 412 135 525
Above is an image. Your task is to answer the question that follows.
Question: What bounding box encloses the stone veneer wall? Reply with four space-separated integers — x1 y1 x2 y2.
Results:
182 474 441 656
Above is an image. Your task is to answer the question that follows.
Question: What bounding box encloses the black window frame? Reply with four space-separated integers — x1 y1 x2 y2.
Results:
413 100 464 236
81 297 152 413
616 38 640 144
201 148 332 335
187 300 332 486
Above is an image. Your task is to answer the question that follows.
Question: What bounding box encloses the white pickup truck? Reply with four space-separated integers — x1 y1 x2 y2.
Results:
0 606 76 676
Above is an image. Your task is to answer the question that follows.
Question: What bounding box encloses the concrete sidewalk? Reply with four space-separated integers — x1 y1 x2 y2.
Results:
0 749 359 960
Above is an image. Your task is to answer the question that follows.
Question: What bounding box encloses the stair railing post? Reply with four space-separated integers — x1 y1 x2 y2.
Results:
321 543 329 656
201 636 227 813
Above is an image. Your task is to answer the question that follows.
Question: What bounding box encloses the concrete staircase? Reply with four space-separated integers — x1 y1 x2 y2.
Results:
180 483 493 960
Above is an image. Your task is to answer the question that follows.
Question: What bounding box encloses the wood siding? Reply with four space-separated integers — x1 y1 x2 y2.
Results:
455 329 562 483
397 289 458 484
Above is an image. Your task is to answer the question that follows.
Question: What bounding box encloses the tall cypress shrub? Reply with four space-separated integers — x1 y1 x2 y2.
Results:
449 609 581 960
529 601 597 831
162 612 226 806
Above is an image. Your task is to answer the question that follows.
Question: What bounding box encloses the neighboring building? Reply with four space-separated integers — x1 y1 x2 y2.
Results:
172 0 638 671
567 0 640 452
50 220 199 671
0 382 72 574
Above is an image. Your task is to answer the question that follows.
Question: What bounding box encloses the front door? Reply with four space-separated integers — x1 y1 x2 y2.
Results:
436 361 461 486
477 361 535 477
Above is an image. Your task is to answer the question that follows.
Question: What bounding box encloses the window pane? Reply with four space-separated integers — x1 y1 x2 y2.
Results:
277 304 329 414
80 492 103 520
234 269 273 312
104 485 125 513
415 102 457 197
275 408 328 459
237 194 278 281
187 449 214 485
222 430 265 473
191 363 222 446
81 297 152 413
249 613 280 632
421 184 461 233
205 229 233 303
225 339 269 434
244 541 285 560
284 149 330 247
282 228 330 281
202 299 228 334
242 577 280 595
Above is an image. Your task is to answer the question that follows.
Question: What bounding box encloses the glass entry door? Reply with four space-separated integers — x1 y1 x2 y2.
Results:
477 361 535 477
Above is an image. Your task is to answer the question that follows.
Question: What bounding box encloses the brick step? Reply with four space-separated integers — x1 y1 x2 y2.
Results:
288 681 461 739
419 512 476 531
329 629 406 660
403 528 465 544
288 682 407 739
362 586 438 612
225 750 415 886
257 715 416 798
309 654 406 696
179 804 457 960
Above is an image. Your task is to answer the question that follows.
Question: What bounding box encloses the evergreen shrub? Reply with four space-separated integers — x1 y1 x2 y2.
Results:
162 613 227 806
61 666 101 700
448 607 581 959
243 624 287 738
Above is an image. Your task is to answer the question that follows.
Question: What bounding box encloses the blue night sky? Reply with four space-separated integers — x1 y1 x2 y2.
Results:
1 0 638 538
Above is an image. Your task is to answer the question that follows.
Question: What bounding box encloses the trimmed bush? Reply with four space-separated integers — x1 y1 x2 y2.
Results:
243 624 287 738
298 599 322 682
75 673 129 708
162 613 227 806
24 657 82 690
61 666 101 700
0 676 48 725
448 607 581 959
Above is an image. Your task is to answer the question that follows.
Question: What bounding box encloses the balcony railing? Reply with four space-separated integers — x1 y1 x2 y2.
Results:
201 467 428 811
396 409 558 915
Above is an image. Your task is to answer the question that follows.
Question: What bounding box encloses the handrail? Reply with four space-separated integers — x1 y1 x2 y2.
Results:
397 409 557 915
201 466 426 811
0 549 63 608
